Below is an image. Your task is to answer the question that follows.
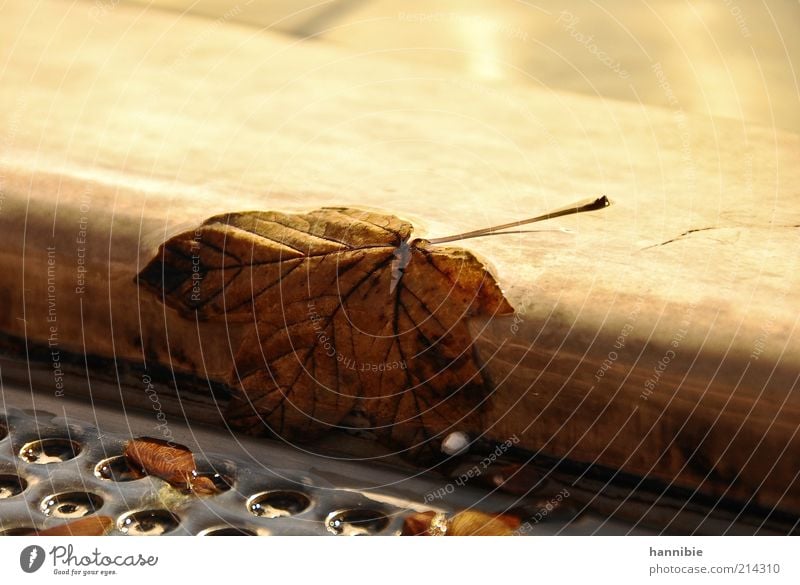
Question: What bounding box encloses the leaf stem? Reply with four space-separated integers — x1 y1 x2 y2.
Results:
425 195 610 245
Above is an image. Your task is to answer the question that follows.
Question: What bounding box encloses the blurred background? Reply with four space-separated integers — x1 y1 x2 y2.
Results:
120 0 799 132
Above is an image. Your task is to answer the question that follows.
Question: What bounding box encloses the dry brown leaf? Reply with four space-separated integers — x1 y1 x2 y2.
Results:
36 516 114 536
400 511 439 536
138 207 513 454
401 510 520 536
450 510 520 536
124 437 219 494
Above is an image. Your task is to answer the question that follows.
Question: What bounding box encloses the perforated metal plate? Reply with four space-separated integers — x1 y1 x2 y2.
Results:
0 378 650 536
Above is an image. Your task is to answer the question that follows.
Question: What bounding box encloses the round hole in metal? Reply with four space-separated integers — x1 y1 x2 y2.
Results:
19 438 81 464
40 492 103 519
94 456 146 482
190 471 232 494
0 474 27 499
118 510 180 536
326 509 389 535
247 490 311 518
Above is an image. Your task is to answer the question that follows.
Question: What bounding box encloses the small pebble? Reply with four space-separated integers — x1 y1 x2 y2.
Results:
441 431 470 456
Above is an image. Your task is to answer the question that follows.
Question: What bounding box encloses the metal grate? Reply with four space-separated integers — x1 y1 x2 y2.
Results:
0 409 441 535
2 403 557 536
0 376 658 536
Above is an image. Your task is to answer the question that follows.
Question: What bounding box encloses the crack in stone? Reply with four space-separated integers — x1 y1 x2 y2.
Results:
640 227 722 251
640 224 800 251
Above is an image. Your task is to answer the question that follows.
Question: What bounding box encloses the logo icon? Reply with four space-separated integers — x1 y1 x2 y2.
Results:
20 545 46 573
